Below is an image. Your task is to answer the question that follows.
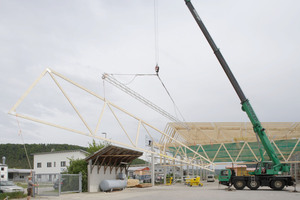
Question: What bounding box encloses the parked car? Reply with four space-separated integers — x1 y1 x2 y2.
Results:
0 181 24 193
206 174 215 182
53 178 65 189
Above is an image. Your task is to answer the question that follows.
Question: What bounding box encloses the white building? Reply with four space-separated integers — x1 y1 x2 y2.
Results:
33 149 88 181
0 163 8 181
8 169 31 182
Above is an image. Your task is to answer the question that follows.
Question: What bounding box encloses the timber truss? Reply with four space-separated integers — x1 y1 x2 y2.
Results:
8 68 214 172
160 122 300 164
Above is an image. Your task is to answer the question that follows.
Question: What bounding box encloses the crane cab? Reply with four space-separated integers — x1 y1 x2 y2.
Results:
218 169 232 186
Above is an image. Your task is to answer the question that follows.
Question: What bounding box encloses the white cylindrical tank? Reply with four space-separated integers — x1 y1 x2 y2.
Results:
99 180 127 192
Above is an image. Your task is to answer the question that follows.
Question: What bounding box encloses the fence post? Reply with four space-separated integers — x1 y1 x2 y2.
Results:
59 174 61 196
32 171 35 197
79 172 82 193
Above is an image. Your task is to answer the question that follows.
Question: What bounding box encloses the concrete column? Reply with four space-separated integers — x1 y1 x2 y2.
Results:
192 164 194 177
151 141 155 186
88 160 92 192
180 158 183 183
173 159 175 182
164 157 166 185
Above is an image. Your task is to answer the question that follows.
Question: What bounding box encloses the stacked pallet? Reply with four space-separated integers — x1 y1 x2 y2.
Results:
127 179 140 187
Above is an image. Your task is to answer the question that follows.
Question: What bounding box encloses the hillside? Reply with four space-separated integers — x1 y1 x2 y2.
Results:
0 143 87 169
0 143 146 169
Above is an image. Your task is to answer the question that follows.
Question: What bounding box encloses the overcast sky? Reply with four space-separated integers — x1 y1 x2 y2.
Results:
1 0 299 149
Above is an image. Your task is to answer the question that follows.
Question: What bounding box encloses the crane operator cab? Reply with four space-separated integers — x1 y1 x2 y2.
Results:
219 169 232 186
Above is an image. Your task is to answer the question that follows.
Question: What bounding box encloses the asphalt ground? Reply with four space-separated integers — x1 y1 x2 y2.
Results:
12 181 300 200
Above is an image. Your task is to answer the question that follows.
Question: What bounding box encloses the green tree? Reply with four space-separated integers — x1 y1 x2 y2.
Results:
66 140 107 192
86 139 107 155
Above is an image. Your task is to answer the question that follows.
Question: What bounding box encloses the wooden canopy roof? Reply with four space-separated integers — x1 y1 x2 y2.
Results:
85 145 143 174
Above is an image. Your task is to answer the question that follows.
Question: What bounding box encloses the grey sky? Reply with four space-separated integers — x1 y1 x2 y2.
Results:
0 0 299 148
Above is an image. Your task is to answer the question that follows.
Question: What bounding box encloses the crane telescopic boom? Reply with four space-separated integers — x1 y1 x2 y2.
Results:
184 0 288 172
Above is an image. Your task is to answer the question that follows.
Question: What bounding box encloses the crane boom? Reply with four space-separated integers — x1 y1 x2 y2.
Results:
184 0 288 171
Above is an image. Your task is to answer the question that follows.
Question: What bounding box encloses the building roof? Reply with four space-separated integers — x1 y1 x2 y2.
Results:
32 149 89 156
128 167 149 171
8 169 31 173
85 145 143 174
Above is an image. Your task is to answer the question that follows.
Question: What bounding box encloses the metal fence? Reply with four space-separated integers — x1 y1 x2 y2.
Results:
33 173 81 197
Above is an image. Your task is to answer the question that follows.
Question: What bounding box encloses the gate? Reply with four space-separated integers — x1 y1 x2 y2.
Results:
33 173 82 196
61 173 82 194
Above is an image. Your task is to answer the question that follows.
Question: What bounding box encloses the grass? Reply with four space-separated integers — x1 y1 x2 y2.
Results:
16 182 27 189
0 192 26 199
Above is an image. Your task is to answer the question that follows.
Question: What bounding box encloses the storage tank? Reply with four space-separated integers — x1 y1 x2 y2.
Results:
99 179 127 192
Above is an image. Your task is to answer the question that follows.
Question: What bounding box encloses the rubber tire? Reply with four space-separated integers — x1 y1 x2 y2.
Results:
271 180 285 190
247 180 260 190
233 180 246 190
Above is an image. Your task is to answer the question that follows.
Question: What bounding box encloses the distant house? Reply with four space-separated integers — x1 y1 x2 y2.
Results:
128 166 150 182
0 163 8 181
33 149 88 181
8 169 31 182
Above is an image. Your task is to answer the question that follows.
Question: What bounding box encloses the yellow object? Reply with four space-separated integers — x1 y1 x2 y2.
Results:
166 177 173 185
186 176 203 187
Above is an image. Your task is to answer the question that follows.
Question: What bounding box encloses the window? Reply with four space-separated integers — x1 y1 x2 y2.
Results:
1 167 4 171
37 163 42 168
61 161 66 167
1 175 4 178
221 170 228 176
47 162 52 167
20 175 24 179
54 162 56 167
37 174 41 179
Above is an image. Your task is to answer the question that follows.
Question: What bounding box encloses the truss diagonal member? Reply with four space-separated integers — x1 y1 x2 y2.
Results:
271 140 287 162
9 69 48 114
107 103 135 147
246 142 259 161
287 138 300 161
234 142 246 162
48 71 94 135
102 73 189 130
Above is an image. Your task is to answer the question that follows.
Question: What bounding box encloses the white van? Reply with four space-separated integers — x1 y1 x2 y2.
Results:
207 174 215 182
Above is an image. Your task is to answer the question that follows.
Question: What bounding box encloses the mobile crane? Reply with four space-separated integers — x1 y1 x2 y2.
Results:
184 0 295 190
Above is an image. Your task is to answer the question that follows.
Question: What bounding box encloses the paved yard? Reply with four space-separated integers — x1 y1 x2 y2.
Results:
12 182 300 200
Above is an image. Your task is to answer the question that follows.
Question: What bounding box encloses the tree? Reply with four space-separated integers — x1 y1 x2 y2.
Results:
86 139 107 155
66 140 107 192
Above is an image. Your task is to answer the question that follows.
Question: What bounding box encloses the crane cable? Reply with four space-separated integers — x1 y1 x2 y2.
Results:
153 0 186 123
102 0 187 125
15 114 32 169
154 0 159 66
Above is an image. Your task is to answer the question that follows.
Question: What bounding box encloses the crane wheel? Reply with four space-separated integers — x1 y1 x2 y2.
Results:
271 180 284 190
233 180 246 190
247 180 260 190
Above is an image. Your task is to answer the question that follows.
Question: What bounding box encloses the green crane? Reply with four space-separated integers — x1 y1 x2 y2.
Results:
184 0 295 190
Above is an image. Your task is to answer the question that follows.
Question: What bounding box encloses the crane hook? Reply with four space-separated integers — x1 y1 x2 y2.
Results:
155 65 159 75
